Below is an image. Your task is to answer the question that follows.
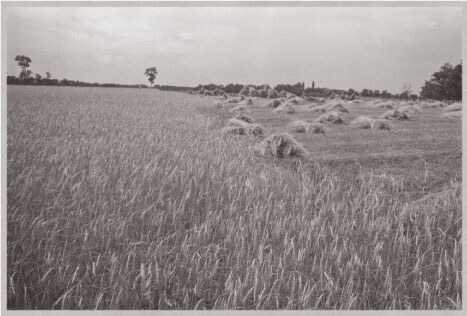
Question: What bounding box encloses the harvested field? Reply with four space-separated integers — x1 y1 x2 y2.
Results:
6 86 461 311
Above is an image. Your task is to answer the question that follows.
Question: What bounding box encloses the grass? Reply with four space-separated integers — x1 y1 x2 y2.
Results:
7 86 462 309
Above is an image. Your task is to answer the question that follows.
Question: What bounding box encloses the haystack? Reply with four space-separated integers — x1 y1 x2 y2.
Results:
250 89 259 97
350 116 373 129
239 98 254 106
380 110 410 120
444 103 462 112
273 102 295 114
267 89 279 99
315 111 343 124
286 98 299 105
229 105 247 114
351 116 390 130
235 113 255 123
371 119 391 130
223 118 265 136
213 88 225 96
375 101 396 109
288 120 325 134
257 133 308 158
397 104 420 115
441 111 461 120
418 102 439 109
266 99 283 108
304 96 325 104
225 98 239 104
326 102 349 113
308 104 328 113
213 99 223 108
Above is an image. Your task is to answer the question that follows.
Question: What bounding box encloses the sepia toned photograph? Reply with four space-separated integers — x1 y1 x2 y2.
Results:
2 1 463 311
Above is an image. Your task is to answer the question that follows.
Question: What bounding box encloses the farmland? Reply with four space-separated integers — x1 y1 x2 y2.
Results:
7 86 461 309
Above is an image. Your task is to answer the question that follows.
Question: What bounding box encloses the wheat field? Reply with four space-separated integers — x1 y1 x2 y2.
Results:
7 86 461 309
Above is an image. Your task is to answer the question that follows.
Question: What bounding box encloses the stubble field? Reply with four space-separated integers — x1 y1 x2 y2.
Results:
7 86 462 309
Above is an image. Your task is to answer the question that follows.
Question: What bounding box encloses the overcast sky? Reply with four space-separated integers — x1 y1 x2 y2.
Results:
6 6 462 93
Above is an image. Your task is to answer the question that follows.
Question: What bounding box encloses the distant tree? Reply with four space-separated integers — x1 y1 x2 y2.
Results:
420 62 462 101
15 55 32 79
34 73 42 85
400 82 413 100
312 81 315 90
45 71 51 79
145 67 158 87
25 70 33 79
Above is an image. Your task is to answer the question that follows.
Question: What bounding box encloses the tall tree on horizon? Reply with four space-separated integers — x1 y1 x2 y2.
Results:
15 55 32 79
420 62 462 101
145 67 158 87
45 71 52 79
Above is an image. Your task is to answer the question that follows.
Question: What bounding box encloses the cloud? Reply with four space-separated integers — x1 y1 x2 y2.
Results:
6 6 462 92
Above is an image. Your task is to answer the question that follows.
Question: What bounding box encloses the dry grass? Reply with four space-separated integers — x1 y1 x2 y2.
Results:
6 87 462 310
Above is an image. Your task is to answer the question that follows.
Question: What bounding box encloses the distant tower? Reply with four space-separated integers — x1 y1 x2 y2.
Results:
312 81 315 90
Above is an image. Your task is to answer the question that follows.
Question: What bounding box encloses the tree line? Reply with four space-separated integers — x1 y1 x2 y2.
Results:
8 55 150 89
8 55 462 101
